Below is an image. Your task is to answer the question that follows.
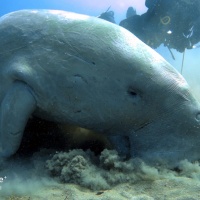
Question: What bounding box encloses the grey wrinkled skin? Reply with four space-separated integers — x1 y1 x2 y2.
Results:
0 10 200 166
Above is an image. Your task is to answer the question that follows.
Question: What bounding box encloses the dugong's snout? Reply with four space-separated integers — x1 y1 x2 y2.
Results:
195 112 200 122
128 97 200 166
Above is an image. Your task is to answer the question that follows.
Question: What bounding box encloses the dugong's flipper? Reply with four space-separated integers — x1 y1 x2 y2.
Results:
0 81 36 157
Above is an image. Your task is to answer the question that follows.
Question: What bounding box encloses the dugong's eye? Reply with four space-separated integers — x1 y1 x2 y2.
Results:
127 87 141 105
127 87 138 97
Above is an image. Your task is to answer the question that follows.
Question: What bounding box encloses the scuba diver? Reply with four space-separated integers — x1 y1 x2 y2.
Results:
120 0 200 53
99 0 200 53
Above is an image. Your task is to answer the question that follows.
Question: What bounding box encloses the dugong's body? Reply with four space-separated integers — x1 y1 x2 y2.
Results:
0 10 200 165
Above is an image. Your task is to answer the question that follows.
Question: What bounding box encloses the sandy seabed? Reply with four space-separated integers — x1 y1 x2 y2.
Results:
1 178 200 200
1 149 200 200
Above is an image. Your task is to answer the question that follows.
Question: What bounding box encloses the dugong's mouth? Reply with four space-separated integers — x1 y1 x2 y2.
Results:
134 121 152 132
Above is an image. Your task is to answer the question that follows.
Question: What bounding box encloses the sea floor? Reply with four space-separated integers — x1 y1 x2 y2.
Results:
2 177 200 200
1 148 200 200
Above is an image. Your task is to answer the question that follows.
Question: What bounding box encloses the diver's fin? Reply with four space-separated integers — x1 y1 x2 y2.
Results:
0 81 36 157
105 6 111 12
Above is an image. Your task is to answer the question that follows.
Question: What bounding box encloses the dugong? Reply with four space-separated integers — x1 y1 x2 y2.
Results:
0 10 200 165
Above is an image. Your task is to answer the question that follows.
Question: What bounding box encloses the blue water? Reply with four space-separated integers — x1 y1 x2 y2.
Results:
1 1 200 199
